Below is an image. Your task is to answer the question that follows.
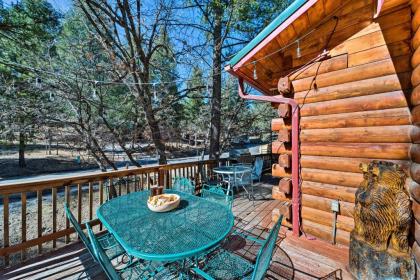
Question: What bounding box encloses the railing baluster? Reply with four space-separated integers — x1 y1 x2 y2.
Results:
126 177 130 194
52 188 57 248
77 184 82 224
3 194 9 266
99 180 103 231
21 192 26 260
65 185 70 243
140 174 144 190
89 182 93 221
147 173 150 189
37 190 42 254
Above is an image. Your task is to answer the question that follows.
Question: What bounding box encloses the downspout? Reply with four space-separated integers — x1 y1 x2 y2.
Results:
229 71 300 237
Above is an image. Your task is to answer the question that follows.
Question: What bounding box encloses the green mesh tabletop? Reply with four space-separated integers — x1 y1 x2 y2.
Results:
97 190 234 262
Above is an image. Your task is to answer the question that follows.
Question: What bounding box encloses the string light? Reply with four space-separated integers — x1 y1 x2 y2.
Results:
35 77 42 89
296 40 301 59
92 80 98 99
253 61 258 80
153 83 157 101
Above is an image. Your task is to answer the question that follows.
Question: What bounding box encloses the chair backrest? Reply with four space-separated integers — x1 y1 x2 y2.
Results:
252 158 264 177
172 177 195 194
64 203 96 261
201 185 233 209
251 215 284 280
86 223 120 280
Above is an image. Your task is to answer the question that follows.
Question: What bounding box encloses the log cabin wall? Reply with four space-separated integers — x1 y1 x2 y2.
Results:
271 0 415 247
411 0 420 273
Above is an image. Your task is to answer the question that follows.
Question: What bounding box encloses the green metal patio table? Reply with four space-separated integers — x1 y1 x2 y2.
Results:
96 190 234 263
213 165 252 196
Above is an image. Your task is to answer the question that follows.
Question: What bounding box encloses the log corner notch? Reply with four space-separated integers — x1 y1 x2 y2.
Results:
228 71 301 237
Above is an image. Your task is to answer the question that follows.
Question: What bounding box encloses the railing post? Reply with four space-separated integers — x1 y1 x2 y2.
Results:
158 168 165 187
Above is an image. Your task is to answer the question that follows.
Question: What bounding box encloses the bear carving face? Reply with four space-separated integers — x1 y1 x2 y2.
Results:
353 161 411 254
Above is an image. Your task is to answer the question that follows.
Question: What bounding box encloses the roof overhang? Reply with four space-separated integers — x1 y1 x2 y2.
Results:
226 0 384 95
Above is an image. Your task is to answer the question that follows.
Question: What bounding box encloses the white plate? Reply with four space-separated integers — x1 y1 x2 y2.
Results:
147 194 180 212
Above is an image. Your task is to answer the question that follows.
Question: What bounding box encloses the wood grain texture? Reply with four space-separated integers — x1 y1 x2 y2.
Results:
300 108 411 129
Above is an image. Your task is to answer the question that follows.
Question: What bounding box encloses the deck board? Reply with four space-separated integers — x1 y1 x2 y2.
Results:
1 181 351 280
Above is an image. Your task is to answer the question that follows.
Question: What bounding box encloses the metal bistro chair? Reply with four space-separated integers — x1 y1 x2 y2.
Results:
64 203 125 262
251 157 264 182
172 177 196 195
201 184 234 209
192 215 284 280
86 224 174 280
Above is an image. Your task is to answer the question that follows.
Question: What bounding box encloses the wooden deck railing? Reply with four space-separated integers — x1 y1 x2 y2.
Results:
0 154 271 268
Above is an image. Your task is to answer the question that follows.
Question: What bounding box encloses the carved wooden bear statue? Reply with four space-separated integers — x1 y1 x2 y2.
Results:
353 161 411 255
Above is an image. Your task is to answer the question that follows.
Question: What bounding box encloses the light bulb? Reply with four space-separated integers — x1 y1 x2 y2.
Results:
253 61 258 80
296 40 301 58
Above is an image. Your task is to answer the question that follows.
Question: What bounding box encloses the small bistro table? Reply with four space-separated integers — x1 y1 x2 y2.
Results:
213 165 252 195
97 190 234 263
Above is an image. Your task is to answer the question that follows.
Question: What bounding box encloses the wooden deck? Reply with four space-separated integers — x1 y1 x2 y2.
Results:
0 181 351 280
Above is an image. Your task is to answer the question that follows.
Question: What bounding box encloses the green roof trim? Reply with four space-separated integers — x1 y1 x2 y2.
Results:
228 0 308 68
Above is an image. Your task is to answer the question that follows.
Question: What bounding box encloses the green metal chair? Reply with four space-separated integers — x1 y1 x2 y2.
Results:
86 224 177 280
172 177 195 195
64 203 124 262
191 215 284 280
201 185 233 209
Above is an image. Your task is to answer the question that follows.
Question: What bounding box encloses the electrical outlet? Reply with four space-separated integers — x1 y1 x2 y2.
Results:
331 200 340 212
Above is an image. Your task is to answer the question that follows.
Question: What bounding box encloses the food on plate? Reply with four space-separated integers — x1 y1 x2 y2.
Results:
148 194 178 207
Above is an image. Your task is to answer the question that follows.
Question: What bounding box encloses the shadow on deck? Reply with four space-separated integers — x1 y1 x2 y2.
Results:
1 178 351 280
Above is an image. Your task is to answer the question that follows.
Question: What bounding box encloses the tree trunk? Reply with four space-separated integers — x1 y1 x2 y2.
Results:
18 131 26 168
144 96 167 164
209 5 223 160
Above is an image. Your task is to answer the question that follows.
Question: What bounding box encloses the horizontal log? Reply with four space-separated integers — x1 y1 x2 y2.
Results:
302 206 354 232
271 118 291 131
272 141 289 154
414 25 420 50
414 5 420 33
301 142 411 160
289 54 348 81
279 178 292 194
293 58 406 92
413 199 420 223
301 155 410 174
414 242 420 266
412 84 420 106
273 142 412 160
302 194 354 218
277 103 290 118
410 144 420 163
272 186 290 201
415 219 420 247
278 154 290 168
412 105 420 125
294 74 407 104
409 180 420 203
300 91 408 117
301 180 357 203
331 22 411 57
272 205 292 222
413 64 420 87
300 108 412 129
411 163 420 186
302 219 350 246
303 168 363 188
413 0 420 13
278 129 290 142
412 44 420 69
301 125 420 143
